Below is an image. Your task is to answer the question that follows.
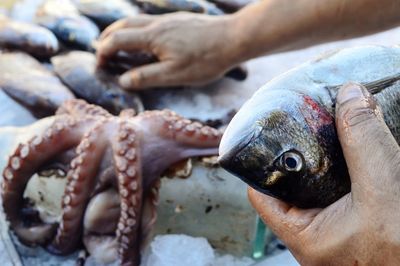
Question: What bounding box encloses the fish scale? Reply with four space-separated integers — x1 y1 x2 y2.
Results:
374 81 400 142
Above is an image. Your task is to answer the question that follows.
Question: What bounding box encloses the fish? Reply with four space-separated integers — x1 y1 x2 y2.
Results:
75 0 140 29
136 0 224 15
0 51 75 118
35 0 99 50
218 45 400 208
51 51 144 115
0 89 37 127
207 0 256 13
0 15 59 57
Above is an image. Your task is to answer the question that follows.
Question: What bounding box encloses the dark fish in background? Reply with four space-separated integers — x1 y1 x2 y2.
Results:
51 51 144 115
207 0 257 13
75 0 140 29
101 50 158 74
0 15 59 57
0 51 75 117
136 0 224 15
219 46 400 208
99 49 248 81
35 0 99 51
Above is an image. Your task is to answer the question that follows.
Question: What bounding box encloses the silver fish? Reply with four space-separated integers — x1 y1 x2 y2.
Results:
0 51 75 118
0 15 59 57
137 0 224 15
75 0 140 29
207 0 257 13
219 45 400 208
51 51 144 115
35 0 99 50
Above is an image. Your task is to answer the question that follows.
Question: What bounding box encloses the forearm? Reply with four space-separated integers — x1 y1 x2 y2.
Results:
226 0 400 63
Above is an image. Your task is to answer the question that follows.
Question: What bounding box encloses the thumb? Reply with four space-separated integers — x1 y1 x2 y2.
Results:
119 62 175 90
335 83 400 188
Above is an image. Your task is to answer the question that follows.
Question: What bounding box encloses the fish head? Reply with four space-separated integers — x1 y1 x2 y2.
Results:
219 90 349 208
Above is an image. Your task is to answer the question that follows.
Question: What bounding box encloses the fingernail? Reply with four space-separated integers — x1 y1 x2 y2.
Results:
337 83 364 104
119 74 131 88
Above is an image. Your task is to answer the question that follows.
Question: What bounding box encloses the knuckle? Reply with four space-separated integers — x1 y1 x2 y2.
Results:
131 71 144 87
108 31 121 44
117 18 129 27
339 105 377 128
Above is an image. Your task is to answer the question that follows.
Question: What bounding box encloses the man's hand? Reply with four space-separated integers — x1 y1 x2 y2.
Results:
249 83 400 265
96 13 240 90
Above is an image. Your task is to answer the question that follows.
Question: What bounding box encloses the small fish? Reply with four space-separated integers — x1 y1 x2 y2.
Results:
0 52 75 118
207 0 256 13
51 51 144 115
219 46 400 208
75 0 140 29
35 0 99 50
0 15 59 57
137 0 224 15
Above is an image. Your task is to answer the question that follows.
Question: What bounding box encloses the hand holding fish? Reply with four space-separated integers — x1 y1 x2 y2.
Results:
249 83 400 265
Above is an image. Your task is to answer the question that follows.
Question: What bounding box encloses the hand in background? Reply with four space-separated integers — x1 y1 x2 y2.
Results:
249 83 400 265
96 13 240 90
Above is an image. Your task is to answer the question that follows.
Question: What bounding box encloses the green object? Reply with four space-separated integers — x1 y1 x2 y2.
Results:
252 216 266 259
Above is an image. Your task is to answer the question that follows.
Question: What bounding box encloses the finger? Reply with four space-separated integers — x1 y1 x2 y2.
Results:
335 83 400 186
100 15 155 40
96 28 151 67
119 61 175 90
248 187 320 243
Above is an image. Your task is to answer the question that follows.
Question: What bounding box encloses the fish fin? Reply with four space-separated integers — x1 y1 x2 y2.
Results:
363 73 400 94
328 73 400 98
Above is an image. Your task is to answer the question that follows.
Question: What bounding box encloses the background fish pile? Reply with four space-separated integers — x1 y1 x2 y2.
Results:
0 0 256 120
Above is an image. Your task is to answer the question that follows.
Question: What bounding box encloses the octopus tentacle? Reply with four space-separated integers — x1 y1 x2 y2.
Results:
147 110 222 148
83 188 120 235
1 117 89 245
56 99 112 118
140 179 160 250
112 122 142 266
2 99 223 265
47 119 109 255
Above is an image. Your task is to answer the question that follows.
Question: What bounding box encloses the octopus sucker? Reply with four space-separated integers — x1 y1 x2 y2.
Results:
56 98 112 118
1 118 89 246
48 121 109 255
112 123 142 265
2 99 221 265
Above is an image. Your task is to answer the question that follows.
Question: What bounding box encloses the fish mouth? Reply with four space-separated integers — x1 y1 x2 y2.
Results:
218 130 266 188
218 126 257 172
219 148 286 200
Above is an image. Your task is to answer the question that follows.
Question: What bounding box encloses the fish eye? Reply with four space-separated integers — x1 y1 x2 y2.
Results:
280 151 303 172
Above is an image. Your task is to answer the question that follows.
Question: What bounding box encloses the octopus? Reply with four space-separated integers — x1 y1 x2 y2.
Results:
1 99 221 265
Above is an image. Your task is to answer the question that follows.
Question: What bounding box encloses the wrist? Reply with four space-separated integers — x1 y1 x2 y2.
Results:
225 1 287 64
217 14 247 67
206 14 246 70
